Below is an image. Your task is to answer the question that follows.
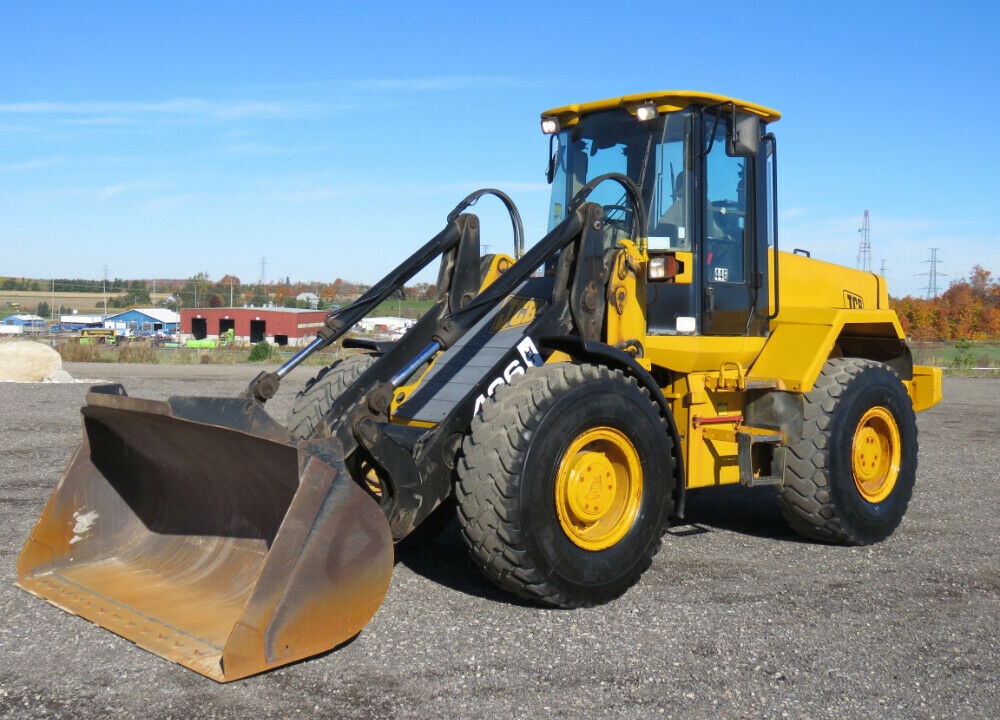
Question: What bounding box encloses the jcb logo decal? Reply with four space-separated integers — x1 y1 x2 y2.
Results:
844 291 864 309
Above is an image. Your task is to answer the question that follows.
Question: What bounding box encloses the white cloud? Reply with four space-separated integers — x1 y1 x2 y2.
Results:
0 157 62 173
99 184 129 199
0 98 307 121
780 206 808 220
346 76 527 93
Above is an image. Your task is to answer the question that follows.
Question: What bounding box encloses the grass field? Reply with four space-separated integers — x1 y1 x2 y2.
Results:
371 298 434 318
911 341 1000 373
0 290 171 316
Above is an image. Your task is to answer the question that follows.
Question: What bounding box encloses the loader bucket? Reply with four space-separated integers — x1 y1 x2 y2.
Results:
16 385 393 682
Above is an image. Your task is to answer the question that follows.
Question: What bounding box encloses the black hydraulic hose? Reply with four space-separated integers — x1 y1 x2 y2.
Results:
568 172 648 252
318 187 522 343
448 187 525 259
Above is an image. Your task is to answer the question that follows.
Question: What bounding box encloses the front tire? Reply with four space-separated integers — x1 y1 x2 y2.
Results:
456 363 676 607
287 353 376 440
778 358 918 544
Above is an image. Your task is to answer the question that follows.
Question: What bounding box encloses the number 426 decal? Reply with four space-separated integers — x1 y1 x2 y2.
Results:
472 336 543 416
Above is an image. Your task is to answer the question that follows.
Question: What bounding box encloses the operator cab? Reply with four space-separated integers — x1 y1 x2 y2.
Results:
542 92 780 337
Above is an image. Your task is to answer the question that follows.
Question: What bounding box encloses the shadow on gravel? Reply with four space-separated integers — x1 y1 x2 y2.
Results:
394 521 536 606
394 486 807 603
678 485 803 542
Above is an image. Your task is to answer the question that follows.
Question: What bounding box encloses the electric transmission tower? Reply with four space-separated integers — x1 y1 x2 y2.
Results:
919 248 946 298
856 210 871 272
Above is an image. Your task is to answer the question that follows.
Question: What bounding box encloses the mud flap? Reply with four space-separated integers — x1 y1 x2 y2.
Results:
16 385 393 682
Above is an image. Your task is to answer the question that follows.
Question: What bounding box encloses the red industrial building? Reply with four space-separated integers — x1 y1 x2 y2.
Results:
180 308 328 346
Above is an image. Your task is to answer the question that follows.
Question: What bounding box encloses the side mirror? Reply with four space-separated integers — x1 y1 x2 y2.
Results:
546 134 558 184
728 113 761 156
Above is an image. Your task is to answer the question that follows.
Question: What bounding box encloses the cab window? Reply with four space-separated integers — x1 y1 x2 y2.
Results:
703 117 746 284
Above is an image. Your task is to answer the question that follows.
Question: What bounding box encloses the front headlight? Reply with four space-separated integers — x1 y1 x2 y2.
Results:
636 101 659 122
648 256 666 280
541 117 560 134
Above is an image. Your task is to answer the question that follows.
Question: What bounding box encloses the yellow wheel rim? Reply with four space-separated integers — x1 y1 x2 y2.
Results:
554 426 643 551
851 406 901 503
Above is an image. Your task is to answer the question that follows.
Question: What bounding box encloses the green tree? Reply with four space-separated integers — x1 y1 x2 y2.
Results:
251 285 269 306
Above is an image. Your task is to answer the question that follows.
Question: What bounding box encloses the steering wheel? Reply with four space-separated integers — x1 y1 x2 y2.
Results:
602 204 633 233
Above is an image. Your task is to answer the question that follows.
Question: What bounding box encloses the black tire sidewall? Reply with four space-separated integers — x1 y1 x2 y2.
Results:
825 365 918 543
517 373 671 601
287 353 376 440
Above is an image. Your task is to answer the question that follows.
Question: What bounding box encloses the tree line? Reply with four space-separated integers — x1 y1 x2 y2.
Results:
11 266 997 342
1 277 150 294
161 273 437 311
3 273 439 313
892 265 999 341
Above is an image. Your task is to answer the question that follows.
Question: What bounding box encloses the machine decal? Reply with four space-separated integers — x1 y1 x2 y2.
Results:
473 336 544 416
844 290 864 309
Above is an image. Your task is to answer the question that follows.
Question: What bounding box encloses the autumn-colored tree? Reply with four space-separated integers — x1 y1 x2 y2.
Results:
272 284 294 305
891 264 999 341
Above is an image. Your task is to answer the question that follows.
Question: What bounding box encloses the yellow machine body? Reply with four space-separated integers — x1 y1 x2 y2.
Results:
595 240 941 492
16 89 943 682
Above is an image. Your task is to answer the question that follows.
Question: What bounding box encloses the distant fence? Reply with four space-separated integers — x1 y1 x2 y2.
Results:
939 366 1000 375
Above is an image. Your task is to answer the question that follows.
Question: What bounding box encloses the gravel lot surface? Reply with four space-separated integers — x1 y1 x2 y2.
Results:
1 363 997 719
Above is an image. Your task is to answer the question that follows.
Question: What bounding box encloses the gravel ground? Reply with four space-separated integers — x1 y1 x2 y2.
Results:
1 363 997 719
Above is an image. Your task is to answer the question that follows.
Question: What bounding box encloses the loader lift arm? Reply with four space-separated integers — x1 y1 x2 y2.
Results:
329 174 658 539
249 188 524 402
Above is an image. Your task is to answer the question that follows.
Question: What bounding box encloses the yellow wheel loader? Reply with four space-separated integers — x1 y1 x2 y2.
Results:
17 91 942 681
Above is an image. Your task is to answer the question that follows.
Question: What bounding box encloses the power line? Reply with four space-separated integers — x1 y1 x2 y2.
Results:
856 210 871 272
919 248 946 298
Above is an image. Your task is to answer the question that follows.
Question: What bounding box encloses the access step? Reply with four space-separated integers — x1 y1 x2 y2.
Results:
736 429 786 487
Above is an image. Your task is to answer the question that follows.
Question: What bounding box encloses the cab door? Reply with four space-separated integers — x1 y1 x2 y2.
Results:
699 114 756 336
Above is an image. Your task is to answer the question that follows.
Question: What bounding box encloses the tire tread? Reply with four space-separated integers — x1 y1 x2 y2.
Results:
457 363 671 607
777 357 917 544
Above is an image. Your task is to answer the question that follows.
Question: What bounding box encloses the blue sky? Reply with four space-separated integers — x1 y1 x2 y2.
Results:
1 0 996 298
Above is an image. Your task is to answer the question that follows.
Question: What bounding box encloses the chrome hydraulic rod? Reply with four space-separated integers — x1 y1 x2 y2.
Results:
388 341 441 388
275 335 328 379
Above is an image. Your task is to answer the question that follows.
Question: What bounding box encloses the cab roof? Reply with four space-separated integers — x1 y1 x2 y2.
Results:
540 90 781 127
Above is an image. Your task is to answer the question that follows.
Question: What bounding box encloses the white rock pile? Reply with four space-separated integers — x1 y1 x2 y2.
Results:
0 339 74 383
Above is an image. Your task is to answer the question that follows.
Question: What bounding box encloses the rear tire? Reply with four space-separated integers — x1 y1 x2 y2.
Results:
287 353 376 440
778 358 918 544
456 363 675 607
